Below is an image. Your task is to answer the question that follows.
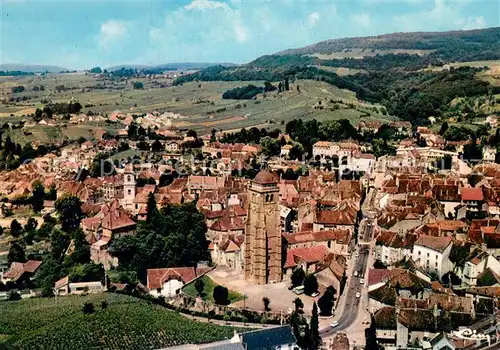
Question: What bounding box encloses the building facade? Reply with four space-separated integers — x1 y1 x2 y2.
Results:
244 171 282 284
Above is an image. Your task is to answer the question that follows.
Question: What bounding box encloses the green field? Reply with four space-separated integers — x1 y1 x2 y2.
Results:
0 293 238 349
183 275 244 304
1 73 397 135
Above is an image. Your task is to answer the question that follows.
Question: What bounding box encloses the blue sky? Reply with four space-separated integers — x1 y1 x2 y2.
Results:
1 0 498 69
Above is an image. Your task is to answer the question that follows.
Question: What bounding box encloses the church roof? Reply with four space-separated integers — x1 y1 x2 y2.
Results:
253 171 277 185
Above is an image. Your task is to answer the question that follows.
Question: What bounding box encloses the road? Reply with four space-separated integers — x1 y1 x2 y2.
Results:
319 216 374 337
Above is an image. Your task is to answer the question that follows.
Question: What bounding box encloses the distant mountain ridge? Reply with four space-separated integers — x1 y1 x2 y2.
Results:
276 27 500 62
106 62 237 72
0 64 68 73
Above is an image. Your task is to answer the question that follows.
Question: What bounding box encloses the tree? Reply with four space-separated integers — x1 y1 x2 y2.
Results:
8 240 26 264
309 302 321 350
146 192 158 223
213 285 229 305
439 121 449 136
365 315 379 350
24 217 38 232
34 108 43 122
262 297 271 311
31 181 45 212
303 274 318 296
195 278 205 297
210 129 217 143
89 66 102 74
132 81 144 90
10 219 23 238
151 139 163 152
55 194 84 232
46 185 57 200
318 286 336 316
187 129 198 139
291 267 305 287
83 302 95 314
293 297 304 312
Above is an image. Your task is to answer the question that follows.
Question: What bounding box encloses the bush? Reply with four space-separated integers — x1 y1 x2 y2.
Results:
83 302 95 314
213 286 229 305
101 300 108 310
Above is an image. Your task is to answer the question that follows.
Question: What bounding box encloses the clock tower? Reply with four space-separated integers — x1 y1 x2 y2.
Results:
244 170 282 284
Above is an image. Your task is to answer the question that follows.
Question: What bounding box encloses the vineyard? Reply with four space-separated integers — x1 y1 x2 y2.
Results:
0 293 238 349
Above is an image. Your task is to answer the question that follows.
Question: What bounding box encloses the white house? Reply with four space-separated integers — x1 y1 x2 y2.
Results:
412 235 453 279
461 252 500 286
146 267 211 298
482 146 496 163
375 231 418 266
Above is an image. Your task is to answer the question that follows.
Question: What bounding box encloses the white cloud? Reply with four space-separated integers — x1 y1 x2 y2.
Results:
350 14 371 28
463 16 486 30
184 0 228 11
98 20 127 49
307 12 321 27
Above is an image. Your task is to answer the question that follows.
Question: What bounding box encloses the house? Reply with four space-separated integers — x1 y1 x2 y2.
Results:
482 146 496 162
280 144 293 158
239 325 297 350
54 276 105 295
283 245 330 276
412 235 453 278
375 231 418 266
283 229 351 256
186 325 297 350
209 234 245 272
146 266 212 298
459 187 487 220
461 252 500 286
313 202 357 233
1 260 42 283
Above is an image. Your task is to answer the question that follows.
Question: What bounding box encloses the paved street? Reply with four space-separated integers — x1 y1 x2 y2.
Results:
319 214 375 340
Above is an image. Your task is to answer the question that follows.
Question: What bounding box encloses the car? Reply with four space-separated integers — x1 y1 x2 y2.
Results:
310 291 320 297
360 279 365 284
292 286 304 295
355 251 360 258
353 271 359 277
355 292 361 298
331 321 339 328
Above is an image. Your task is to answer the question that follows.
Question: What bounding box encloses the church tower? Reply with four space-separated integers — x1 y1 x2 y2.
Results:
244 170 282 284
122 165 136 212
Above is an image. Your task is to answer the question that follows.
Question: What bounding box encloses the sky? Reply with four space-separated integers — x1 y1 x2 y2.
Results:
0 0 498 69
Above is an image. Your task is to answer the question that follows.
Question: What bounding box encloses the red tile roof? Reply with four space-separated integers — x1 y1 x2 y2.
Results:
414 235 452 253
3 260 42 281
283 230 350 245
284 245 329 269
146 267 212 290
460 187 484 201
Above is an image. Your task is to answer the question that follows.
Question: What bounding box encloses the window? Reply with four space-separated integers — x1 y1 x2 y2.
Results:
128 189 131 195
427 253 430 257
435 255 438 260
418 251 421 255
127 175 131 182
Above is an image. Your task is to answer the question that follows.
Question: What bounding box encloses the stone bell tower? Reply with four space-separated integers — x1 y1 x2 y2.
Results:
244 170 282 284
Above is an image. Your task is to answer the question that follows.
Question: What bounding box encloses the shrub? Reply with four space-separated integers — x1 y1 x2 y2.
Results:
83 302 95 314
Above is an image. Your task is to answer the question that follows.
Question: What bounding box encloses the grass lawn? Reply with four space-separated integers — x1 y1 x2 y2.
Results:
183 275 244 304
0 293 238 349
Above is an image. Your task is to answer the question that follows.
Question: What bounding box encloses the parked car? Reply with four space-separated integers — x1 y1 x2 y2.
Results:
331 321 339 328
310 291 320 297
355 251 360 258
353 271 359 277
355 292 361 298
292 286 304 295
360 279 365 284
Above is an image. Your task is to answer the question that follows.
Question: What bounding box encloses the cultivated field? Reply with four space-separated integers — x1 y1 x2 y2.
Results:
0 293 238 349
0 74 396 136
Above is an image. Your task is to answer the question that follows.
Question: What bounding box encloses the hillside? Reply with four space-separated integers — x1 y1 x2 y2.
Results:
278 27 500 63
0 293 237 349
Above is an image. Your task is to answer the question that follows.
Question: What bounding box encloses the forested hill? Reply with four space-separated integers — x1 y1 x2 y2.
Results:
278 27 500 63
173 27 500 125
